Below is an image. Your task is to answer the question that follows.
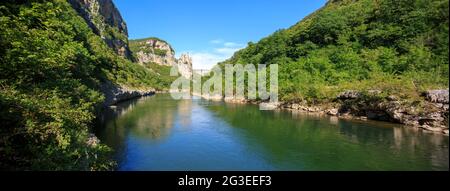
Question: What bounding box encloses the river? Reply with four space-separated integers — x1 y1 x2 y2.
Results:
95 94 449 171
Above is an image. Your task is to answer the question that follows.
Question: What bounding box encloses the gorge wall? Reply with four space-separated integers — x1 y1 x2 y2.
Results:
130 38 194 79
69 0 133 60
69 0 158 106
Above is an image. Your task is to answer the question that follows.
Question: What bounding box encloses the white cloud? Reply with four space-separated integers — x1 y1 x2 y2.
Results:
209 39 224 44
224 42 244 48
188 52 228 70
180 40 246 70
215 47 243 55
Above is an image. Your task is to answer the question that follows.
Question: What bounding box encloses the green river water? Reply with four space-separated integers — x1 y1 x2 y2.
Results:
96 94 449 171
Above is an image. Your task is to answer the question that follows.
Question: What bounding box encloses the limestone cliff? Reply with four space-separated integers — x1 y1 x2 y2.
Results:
176 53 194 80
130 38 177 66
69 0 133 60
130 38 193 79
69 0 155 105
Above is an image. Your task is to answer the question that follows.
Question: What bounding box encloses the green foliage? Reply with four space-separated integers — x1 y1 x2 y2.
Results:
129 37 175 58
153 49 167 57
144 63 178 90
0 0 160 170
221 0 449 103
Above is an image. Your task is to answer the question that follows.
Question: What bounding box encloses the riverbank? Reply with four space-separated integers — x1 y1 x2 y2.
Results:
197 90 449 135
100 81 157 107
96 93 449 170
99 88 448 135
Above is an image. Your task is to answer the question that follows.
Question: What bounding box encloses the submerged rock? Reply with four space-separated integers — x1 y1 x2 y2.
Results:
420 125 445 133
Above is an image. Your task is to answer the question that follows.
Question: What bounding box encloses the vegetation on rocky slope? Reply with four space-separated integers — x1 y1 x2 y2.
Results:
199 0 449 132
0 0 448 170
0 0 165 170
219 0 448 103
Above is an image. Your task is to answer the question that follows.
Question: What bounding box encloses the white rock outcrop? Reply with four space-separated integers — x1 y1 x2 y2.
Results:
132 38 193 79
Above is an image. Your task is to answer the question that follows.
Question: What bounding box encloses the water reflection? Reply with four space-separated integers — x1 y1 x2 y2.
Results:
96 94 449 171
96 95 196 166
204 101 449 170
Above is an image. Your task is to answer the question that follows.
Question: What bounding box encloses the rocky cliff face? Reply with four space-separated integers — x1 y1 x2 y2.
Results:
130 38 193 79
132 38 177 66
69 0 133 60
176 53 194 79
69 1 192 105
100 81 155 107
69 0 154 106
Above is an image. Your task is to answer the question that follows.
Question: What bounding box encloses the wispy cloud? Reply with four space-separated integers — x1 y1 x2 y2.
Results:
189 52 229 70
209 39 224 44
223 42 244 48
215 47 242 55
181 40 245 70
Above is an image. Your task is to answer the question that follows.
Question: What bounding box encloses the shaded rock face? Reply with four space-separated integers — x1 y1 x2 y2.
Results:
176 53 193 79
132 38 193 79
69 0 133 60
100 81 155 107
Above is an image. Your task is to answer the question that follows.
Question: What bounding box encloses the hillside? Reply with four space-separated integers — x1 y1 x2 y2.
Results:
129 37 193 80
223 0 448 99
216 0 448 131
0 0 163 170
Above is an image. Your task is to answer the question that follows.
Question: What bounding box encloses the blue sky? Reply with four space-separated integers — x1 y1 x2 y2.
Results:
113 0 327 69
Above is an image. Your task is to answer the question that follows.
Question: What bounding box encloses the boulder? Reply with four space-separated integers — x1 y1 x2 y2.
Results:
418 112 445 127
385 102 405 123
423 90 449 104
337 90 361 100
259 102 280 110
291 104 301 110
327 109 339 116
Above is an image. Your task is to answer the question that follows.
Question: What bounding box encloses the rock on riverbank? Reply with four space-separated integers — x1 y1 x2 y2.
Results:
100 81 155 107
281 90 449 135
200 89 449 135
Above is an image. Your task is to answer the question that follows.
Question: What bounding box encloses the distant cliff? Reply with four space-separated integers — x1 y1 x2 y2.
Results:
130 37 193 79
69 0 133 60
